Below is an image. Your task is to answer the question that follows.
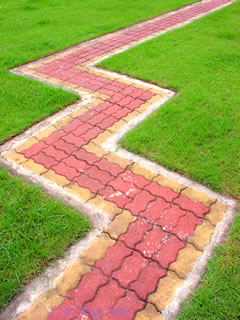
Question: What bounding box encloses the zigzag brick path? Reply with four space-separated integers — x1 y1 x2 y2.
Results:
2 0 235 319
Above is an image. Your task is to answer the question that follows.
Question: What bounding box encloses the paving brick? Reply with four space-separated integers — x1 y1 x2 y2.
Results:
34 126 57 140
95 157 124 176
42 170 70 187
128 163 158 180
62 133 87 148
125 190 155 216
21 159 47 175
102 291 145 320
107 118 127 133
171 211 202 241
63 155 89 173
152 235 186 269
156 204 187 232
32 152 58 168
67 268 108 308
119 217 152 248
81 233 115 266
99 186 132 209
22 140 47 158
153 175 185 193
43 145 67 161
130 261 166 300
139 91 156 101
174 194 209 217
188 220 216 250
86 165 114 184
104 210 136 239
145 180 179 202
95 241 132 276
182 187 216 207
5 151 27 164
205 201 229 226
169 243 202 279
70 106 89 118
43 130 66 145
74 173 104 194
122 110 140 122
88 195 122 219
119 170 150 189
109 176 141 199
85 280 125 318
113 251 148 288
135 303 163 320
16 137 39 153
51 162 80 181
71 122 93 136
73 149 99 165
54 116 73 129
91 130 113 144
64 182 94 202
46 299 76 320
148 271 184 311
83 143 109 158
52 139 78 154
98 116 117 130
136 227 168 258
55 259 91 296
141 197 171 224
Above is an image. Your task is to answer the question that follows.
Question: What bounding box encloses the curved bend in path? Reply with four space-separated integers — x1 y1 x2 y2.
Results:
0 0 237 319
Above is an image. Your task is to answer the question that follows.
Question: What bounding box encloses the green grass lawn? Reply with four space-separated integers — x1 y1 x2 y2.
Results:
0 169 90 309
99 1 240 318
0 0 197 311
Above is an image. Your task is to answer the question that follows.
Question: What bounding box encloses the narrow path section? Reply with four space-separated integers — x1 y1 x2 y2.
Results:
0 0 236 319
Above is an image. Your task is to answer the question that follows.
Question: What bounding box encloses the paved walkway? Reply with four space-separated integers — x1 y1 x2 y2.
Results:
2 0 235 319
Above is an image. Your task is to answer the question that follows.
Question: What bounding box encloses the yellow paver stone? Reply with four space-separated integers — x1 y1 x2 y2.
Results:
188 220 216 250
122 110 140 122
64 182 94 202
182 187 216 207
42 170 70 187
88 195 122 219
205 201 229 226
104 153 132 169
70 106 89 119
47 77 63 85
153 175 185 193
81 233 115 266
137 102 152 113
148 271 184 311
148 94 165 104
54 116 73 129
5 151 27 164
83 143 109 158
18 290 63 320
108 119 127 133
169 243 202 279
55 259 91 296
128 163 158 180
135 303 163 320
22 159 48 175
15 137 39 153
35 126 57 140
91 130 113 145
104 210 136 240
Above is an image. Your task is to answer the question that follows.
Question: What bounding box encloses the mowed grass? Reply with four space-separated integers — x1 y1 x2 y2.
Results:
0 0 196 144
100 1 240 200
0 168 90 309
99 2 240 318
0 0 198 311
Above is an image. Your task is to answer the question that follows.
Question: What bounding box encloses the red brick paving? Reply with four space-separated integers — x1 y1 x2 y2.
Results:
15 0 232 319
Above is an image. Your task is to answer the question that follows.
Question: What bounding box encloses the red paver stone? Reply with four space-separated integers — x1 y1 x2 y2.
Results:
85 280 125 317
74 173 104 194
125 190 155 216
67 268 108 308
94 101 113 113
141 197 171 224
82 126 103 141
103 104 122 116
86 165 114 185
119 170 150 189
80 110 98 123
43 145 67 161
47 299 76 320
152 235 186 269
98 116 117 130
135 227 168 258
51 162 80 180
157 204 187 232
101 291 145 320
109 176 141 199
118 96 135 107
127 98 144 110
88 113 108 126
139 91 155 100
53 139 78 154
112 251 148 288
94 158 124 176
22 141 47 158
74 149 99 165
62 133 87 148
171 211 202 241
63 155 89 173
99 186 132 209
43 130 66 145
71 122 93 136
129 88 146 98
130 261 167 300
174 194 209 217
109 93 125 104
32 152 58 168
145 181 179 202
119 217 152 248
95 241 132 277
